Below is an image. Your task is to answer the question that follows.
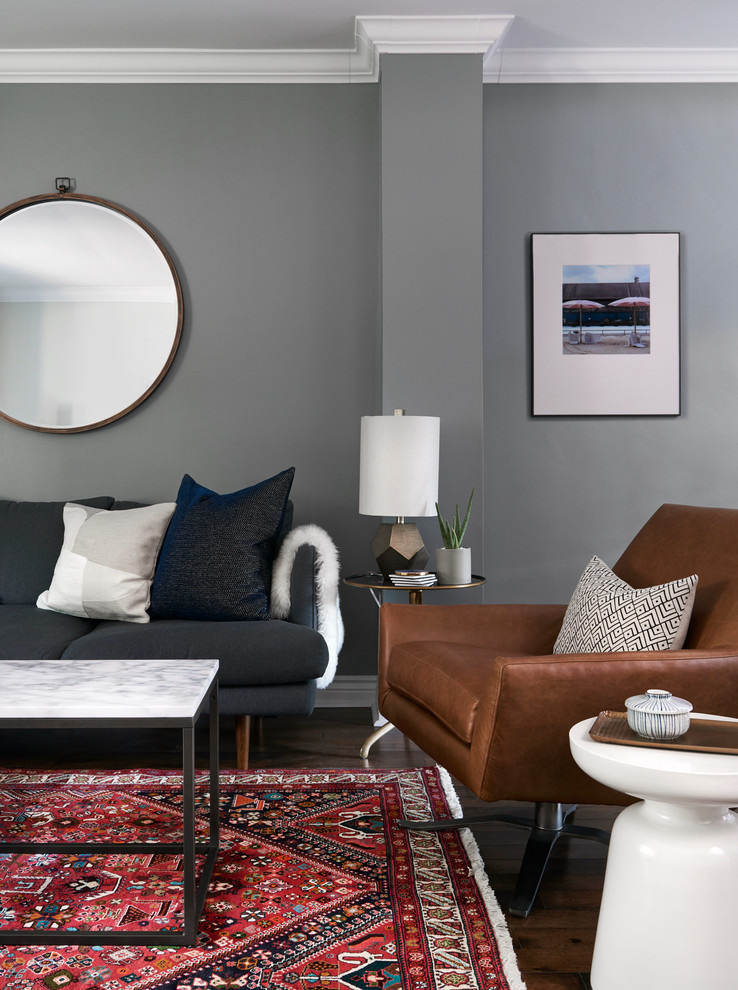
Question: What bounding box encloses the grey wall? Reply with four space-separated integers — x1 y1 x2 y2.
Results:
2 79 737 678
0 84 380 674
484 84 738 603
380 54 484 572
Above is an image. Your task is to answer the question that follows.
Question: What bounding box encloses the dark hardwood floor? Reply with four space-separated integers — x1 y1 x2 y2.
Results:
0 707 619 990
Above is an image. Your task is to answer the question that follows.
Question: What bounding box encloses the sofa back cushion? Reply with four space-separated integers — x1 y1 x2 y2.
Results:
613 503 738 649
0 496 114 604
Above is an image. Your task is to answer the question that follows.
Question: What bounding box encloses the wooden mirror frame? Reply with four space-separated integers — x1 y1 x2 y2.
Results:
0 191 183 433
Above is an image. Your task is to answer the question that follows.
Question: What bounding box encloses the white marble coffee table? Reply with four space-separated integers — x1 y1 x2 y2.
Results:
0 658 220 946
570 715 738 990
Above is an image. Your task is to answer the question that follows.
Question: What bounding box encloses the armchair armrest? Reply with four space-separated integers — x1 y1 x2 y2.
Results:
472 648 738 805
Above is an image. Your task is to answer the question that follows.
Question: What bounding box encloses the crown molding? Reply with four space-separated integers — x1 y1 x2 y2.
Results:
0 15 511 84
0 47 357 84
0 17 736 85
484 47 738 84
355 15 514 80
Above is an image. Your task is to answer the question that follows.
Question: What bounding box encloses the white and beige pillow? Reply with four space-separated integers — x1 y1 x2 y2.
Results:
37 501 175 623
553 555 698 654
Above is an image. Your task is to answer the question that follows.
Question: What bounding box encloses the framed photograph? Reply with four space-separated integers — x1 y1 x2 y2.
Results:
531 232 681 416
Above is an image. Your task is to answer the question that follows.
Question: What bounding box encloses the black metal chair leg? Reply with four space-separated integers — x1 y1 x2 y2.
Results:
508 823 563 917
508 803 610 917
397 811 536 832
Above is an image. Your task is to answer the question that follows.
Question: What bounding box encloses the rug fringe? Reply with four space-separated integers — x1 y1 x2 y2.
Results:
437 765 528 990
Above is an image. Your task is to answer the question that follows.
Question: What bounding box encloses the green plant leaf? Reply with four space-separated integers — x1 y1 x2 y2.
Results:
436 489 474 549
457 489 474 545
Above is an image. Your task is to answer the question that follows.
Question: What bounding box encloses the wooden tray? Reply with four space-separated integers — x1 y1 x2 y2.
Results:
590 710 738 754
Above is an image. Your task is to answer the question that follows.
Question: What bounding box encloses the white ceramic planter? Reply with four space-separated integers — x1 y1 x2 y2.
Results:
435 547 472 585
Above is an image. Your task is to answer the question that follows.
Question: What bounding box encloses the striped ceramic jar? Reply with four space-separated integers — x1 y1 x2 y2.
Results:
625 689 693 740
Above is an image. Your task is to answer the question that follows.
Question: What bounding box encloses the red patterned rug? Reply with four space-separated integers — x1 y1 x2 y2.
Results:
0 767 524 990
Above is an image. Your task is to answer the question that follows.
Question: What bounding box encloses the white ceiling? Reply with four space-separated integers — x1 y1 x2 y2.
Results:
2 1 738 84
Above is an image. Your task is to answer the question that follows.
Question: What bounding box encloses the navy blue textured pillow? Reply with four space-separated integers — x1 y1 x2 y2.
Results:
150 468 295 621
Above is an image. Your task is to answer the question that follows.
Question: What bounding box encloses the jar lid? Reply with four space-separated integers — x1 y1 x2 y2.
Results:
624 688 693 716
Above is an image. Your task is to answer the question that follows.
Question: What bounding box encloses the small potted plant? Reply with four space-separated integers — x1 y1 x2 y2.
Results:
435 489 474 585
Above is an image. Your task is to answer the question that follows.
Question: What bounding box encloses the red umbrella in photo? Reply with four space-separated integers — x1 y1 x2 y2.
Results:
562 299 605 342
608 295 651 345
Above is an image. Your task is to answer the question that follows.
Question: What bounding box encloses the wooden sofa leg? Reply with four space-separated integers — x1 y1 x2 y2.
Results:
235 715 251 770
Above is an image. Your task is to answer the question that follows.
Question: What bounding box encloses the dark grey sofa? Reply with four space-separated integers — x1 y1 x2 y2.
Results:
0 496 329 767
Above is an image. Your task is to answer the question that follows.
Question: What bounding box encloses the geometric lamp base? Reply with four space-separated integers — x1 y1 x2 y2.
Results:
371 522 429 580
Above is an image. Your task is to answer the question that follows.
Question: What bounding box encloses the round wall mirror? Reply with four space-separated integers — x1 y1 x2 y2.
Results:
0 192 183 433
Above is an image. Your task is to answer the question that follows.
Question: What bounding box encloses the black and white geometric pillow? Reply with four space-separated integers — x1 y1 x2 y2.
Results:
553 555 698 654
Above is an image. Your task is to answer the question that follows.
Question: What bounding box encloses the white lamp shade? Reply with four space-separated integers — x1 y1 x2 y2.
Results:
359 415 440 518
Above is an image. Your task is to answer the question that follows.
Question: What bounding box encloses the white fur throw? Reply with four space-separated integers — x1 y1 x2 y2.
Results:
270 524 343 689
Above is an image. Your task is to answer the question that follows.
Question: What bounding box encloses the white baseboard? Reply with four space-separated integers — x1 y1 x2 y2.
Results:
315 675 383 725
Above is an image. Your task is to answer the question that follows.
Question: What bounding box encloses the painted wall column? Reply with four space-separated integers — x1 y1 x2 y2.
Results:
379 53 485 577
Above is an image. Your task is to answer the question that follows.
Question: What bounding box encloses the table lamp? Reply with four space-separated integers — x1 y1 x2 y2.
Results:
359 410 440 579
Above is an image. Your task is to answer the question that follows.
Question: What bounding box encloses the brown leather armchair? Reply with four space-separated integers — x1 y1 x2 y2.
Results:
378 504 738 915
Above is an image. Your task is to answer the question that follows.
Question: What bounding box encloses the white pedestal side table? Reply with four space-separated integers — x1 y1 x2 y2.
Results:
569 716 738 990
0 657 220 946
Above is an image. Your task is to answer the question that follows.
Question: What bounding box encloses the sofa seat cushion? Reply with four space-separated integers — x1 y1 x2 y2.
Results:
387 640 528 745
0 604 98 660
60 617 328 687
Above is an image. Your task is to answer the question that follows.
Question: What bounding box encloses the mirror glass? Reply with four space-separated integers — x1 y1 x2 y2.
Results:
0 193 182 432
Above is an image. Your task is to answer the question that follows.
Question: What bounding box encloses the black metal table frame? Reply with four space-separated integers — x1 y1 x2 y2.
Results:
0 677 220 947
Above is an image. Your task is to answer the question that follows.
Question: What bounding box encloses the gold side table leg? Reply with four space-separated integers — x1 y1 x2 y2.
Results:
360 720 396 759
